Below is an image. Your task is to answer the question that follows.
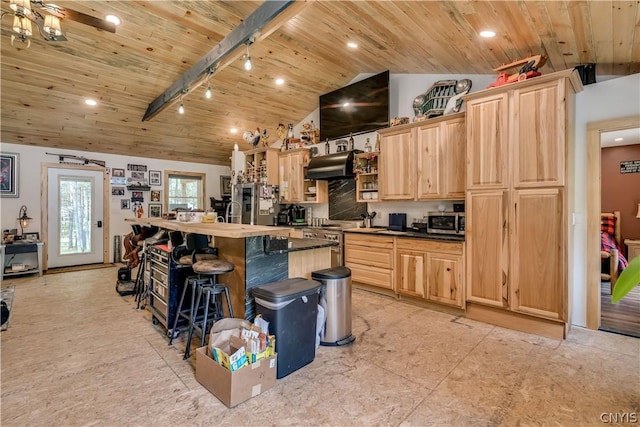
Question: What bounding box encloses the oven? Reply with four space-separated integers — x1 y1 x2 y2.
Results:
302 227 343 267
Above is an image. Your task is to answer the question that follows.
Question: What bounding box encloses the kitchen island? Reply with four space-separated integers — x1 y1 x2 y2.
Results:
126 219 334 320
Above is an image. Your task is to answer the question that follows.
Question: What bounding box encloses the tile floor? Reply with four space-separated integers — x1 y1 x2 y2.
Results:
1 267 638 426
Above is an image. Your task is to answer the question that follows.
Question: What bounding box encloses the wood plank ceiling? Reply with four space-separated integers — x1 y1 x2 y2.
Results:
1 1 639 166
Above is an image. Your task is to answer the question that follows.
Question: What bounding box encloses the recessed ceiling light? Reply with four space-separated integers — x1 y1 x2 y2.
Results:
105 15 121 26
275 78 285 85
614 137 624 141
230 128 238 134
342 102 350 108
347 41 358 49
85 99 97 106
479 30 496 38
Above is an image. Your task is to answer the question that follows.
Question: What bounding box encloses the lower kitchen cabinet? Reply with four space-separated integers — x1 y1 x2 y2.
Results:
345 233 394 290
344 232 464 308
396 238 464 308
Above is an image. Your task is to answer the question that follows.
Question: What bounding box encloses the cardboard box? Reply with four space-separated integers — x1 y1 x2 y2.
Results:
196 346 277 408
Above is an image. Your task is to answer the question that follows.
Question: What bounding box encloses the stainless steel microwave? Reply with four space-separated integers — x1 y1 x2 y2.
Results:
427 212 465 235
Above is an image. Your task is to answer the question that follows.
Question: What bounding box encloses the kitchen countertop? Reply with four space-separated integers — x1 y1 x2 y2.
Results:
343 228 465 242
288 238 338 252
125 218 293 238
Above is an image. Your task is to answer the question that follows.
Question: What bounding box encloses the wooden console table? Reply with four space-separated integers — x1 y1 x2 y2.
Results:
1 241 44 281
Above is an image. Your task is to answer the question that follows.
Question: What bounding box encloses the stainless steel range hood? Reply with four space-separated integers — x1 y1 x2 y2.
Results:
305 150 361 180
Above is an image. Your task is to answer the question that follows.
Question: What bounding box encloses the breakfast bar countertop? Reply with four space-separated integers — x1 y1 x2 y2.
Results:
125 218 292 238
343 227 465 242
288 238 338 252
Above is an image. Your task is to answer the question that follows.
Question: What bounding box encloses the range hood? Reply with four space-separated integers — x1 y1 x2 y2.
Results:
306 150 361 180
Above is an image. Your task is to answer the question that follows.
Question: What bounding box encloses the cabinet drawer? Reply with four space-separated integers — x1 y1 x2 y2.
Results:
150 291 168 317
345 245 393 269
150 266 168 284
347 263 393 289
151 278 168 300
345 233 394 248
396 238 463 255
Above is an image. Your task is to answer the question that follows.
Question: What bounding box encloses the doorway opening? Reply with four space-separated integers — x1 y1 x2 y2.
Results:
598 127 640 337
41 163 109 270
586 116 640 333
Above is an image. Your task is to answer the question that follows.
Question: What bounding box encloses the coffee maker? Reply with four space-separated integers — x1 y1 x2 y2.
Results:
277 205 306 225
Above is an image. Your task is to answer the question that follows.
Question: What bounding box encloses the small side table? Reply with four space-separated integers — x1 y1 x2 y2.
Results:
0 241 44 282
625 239 640 262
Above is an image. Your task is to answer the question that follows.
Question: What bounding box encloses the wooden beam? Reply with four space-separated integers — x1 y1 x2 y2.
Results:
142 0 305 122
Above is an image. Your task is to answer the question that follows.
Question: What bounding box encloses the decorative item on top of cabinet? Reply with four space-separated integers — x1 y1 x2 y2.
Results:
463 69 583 337
354 152 379 202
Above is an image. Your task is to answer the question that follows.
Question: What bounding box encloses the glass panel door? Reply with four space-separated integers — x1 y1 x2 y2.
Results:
58 176 93 255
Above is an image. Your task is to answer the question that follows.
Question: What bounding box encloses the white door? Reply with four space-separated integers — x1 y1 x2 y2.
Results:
47 168 104 268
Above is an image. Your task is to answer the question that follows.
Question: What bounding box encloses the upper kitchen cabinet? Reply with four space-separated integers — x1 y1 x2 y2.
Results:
279 149 307 203
512 81 566 188
466 74 574 189
378 112 466 201
279 148 328 204
379 128 414 200
243 147 280 186
416 115 466 200
465 92 508 189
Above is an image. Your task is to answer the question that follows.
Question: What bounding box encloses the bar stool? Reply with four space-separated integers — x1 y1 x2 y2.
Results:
182 259 235 360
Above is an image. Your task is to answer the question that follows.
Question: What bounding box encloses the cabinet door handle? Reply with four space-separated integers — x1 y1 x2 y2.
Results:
446 267 451 272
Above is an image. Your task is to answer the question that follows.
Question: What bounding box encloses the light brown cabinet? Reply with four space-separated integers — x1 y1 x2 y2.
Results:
243 147 280 185
379 113 465 201
355 152 380 202
464 69 582 328
345 233 394 291
279 149 306 203
396 238 464 308
278 149 327 203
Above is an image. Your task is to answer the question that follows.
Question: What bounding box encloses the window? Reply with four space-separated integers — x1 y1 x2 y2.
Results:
165 171 205 211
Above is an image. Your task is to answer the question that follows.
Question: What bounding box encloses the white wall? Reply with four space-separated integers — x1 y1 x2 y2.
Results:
0 142 230 263
571 73 640 326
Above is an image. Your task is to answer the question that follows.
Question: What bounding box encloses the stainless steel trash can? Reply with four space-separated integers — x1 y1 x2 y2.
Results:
312 266 355 346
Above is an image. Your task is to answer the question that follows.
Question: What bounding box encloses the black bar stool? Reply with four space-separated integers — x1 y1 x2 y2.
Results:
182 259 235 360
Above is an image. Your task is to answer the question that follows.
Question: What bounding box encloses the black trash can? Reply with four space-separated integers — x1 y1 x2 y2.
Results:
252 278 321 379
312 266 355 346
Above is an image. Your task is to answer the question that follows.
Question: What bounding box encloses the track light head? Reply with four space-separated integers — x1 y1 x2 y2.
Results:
244 55 252 71
205 85 212 99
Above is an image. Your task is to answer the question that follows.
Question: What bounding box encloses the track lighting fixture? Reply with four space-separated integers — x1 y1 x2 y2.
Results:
243 45 252 71
178 92 185 114
204 65 215 99
243 38 254 71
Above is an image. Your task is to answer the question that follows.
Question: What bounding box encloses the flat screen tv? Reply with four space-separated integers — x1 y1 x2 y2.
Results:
319 70 389 141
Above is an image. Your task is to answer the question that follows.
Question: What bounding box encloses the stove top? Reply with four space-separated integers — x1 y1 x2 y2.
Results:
315 220 362 230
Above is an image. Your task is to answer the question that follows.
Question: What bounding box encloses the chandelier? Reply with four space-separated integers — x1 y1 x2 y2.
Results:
3 0 63 47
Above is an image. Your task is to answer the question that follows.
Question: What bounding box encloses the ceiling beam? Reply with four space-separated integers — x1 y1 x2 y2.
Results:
142 0 307 122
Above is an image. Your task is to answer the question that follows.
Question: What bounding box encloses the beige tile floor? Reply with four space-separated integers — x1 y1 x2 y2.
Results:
1 267 638 426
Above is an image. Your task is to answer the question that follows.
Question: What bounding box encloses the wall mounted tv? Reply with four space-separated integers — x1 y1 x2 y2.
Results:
319 70 389 141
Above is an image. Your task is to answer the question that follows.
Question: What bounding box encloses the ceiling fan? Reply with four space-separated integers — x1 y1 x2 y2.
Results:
4 0 116 46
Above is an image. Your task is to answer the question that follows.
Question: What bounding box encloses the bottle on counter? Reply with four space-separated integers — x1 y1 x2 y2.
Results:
375 133 380 152
348 132 354 151
325 138 330 155
364 137 372 153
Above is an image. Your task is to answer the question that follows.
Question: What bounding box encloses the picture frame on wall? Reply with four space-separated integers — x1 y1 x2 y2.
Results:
150 190 161 202
121 199 130 210
111 187 125 196
0 152 19 197
220 175 232 197
112 168 125 177
149 170 162 186
148 203 162 218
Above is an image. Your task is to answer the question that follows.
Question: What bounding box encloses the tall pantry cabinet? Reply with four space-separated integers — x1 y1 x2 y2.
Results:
464 69 583 338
